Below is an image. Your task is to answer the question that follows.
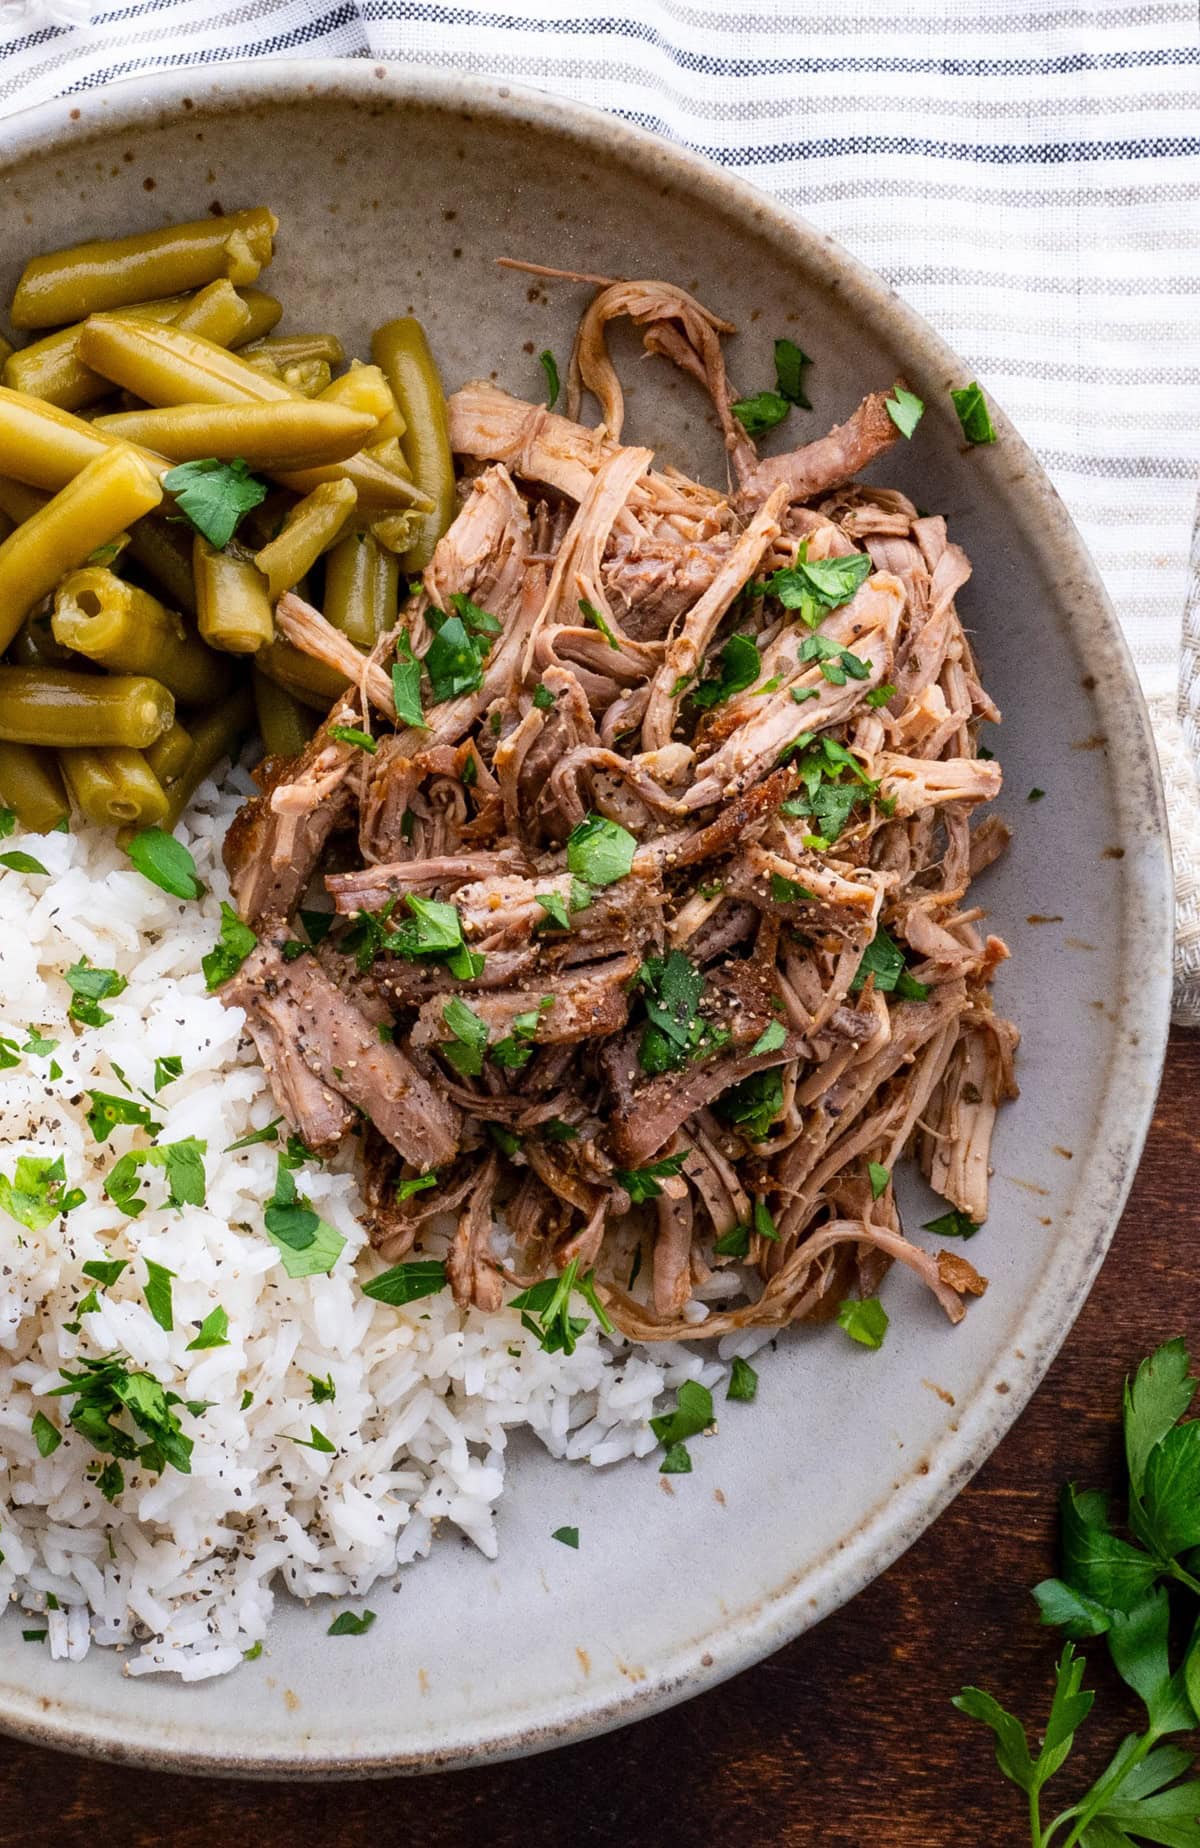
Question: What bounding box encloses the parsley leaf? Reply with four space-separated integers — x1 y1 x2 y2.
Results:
509 1258 612 1357
125 828 203 899
552 1526 579 1549
391 628 426 729
143 1259 175 1331
690 632 761 710
774 336 813 410
31 1411 61 1456
202 903 257 990
362 1258 447 1306
923 1208 979 1240
0 1154 83 1231
865 682 897 708
532 681 556 711
86 1089 159 1143
262 1154 345 1278
718 1069 784 1142
440 996 489 1077
538 349 560 410
660 1441 692 1474
579 597 618 649
566 812 636 887
395 1172 438 1202
104 1139 206 1217
48 1352 193 1478
750 1019 788 1056
757 548 871 621
650 1379 713 1445
0 808 12 836
614 1151 689 1205
951 381 997 446
867 1161 890 1200
82 1258 127 1287
329 724 377 754
328 1609 376 1636
0 849 48 874
886 386 925 439
731 390 790 437
186 1306 230 1351
635 949 729 1074
727 1356 758 1402
163 456 268 549
65 958 127 1028
534 891 571 932
837 1297 889 1349
850 927 930 1001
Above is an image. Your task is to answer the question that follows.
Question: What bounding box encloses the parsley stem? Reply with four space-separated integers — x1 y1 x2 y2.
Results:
1028 1788 1044 1848
1055 1727 1157 1848
1168 1558 1200 1599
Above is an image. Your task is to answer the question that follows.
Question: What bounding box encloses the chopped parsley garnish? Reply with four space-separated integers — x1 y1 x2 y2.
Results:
718 1068 784 1142
865 682 897 708
867 1162 890 1200
105 1140 207 1218
0 808 12 836
635 949 729 1074
84 1089 160 1143
731 389 790 437
713 1221 750 1258
509 1258 612 1357
543 1118 579 1143
0 1034 19 1071
850 927 930 1001
186 1307 230 1351
769 873 814 905
551 1526 579 1549
651 1379 713 1447
1029 787 1046 803
423 594 501 704
660 1441 692 1474
538 348 560 410
47 1352 193 1481
329 724 377 754
951 381 997 446
31 1411 61 1456
923 1208 980 1240
798 630 871 685
309 1373 336 1403
532 681 556 711
153 1054 183 1093
202 903 257 990
690 632 761 710
347 893 482 980
22 1027 59 1058
753 1198 779 1241
288 1425 335 1454
886 386 924 439
395 1172 438 1202
263 1154 346 1278
0 850 48 874
534 891 571 932
391 629 426 729
837 1297 889 1349
491 997 552 1072
779 737 879 844
727 1357 758 1402
0 1155 84 1231
774 336 813 410
125 828 203 899
579 597 618 649
82 1258 127 1287
300 908 334 947
328 1609 375 1636
143 1259 175 1330
224 1116 283 1151
750 1020 788 1056
163 456 268 549
566 812 636 887
65 958 127 1027
362 1258 447 1306
756 547 871 625
440 997 489 1077
615 1151 689 1205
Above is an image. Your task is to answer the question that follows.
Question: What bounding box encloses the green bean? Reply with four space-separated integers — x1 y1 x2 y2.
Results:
0 740 69 832
193 538 273 655
370 510 421 555
143 717 194 787
76 317 428 510
9 610 78 669
11 208 279 330
155 685 255 830
257 636 349 709
170 279 252 346
0 667 173 747
52 566 231 704
254 478 357 601
0 444 162 655
324 527 399 650
3 287 278 412
0 387 162 494
254 669 316 759
230 288 284 346
242 333 346 370
371 317 456 571
0 476 47 526
96 399 375 468
122 515 196 616
60 745 168 827
320 362 406 443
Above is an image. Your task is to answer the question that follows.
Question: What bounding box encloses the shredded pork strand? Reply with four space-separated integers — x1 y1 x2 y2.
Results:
222 272 1017 1342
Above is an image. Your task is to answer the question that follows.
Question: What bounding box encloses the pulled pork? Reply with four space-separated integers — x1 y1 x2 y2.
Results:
221 275 1017 1341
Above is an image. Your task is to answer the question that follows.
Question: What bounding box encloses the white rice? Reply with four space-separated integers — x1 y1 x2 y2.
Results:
0 769 762 1679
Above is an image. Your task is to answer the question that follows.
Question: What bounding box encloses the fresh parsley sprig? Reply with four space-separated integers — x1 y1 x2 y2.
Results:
955 1338 1200 1846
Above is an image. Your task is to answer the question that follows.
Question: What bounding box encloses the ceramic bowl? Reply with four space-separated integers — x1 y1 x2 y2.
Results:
0 61 1173 1776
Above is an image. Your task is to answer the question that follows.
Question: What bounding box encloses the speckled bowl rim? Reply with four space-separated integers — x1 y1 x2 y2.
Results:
0 59 1174 1779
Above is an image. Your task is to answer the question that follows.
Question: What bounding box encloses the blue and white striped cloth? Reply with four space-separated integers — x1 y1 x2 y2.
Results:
3 0 1200 1016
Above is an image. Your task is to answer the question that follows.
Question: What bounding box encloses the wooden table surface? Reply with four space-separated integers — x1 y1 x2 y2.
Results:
5 1029 1196 1847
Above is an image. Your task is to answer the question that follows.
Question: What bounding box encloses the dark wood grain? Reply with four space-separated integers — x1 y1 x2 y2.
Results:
5 1031 1198 1847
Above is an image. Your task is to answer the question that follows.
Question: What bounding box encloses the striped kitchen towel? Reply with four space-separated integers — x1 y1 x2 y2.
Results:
2 0 1200 1018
